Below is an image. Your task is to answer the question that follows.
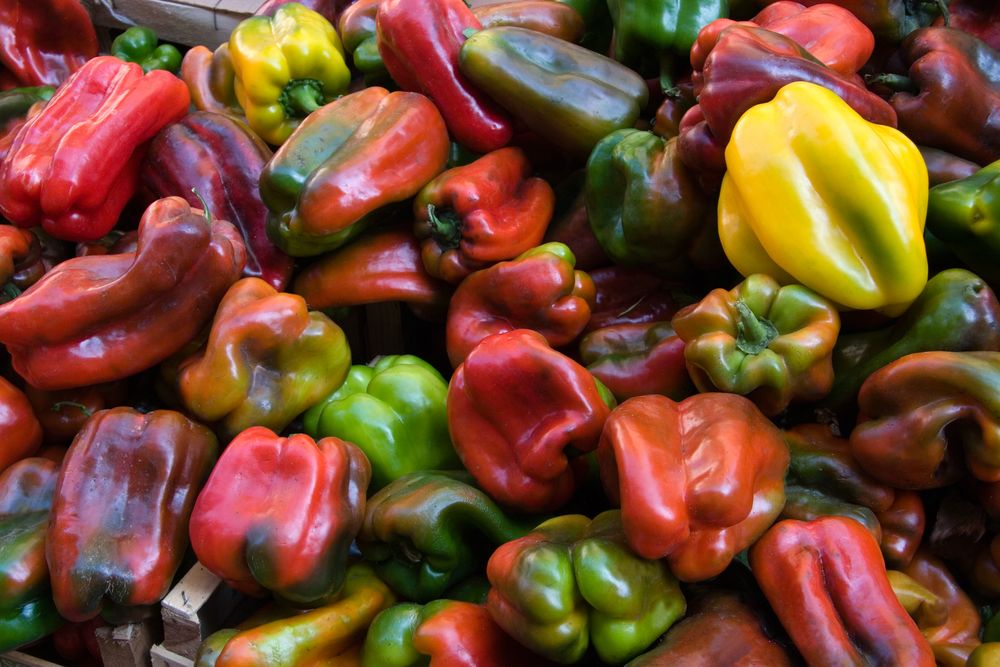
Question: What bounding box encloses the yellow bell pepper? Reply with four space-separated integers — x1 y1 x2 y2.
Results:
229 2 350 145
718 81 928 315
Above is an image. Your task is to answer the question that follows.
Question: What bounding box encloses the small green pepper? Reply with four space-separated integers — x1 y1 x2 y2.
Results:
111 26 182 73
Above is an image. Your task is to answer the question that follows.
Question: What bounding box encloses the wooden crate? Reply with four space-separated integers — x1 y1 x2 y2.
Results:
83 0 266 48
159 564 247 661
0 653 66 667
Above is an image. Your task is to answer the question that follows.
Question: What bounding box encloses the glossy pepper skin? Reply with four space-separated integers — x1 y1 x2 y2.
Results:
672 274 839 415
608 0 726 73
580 322 693 402
936 0 1000 51
0 458 61 652
585 130 721 272
47 407 218 622
825 269 1000 413
0 0 97 87
229 3 350 145
487 511 685 664
303 355 459 491
181 44 242 116
142 111 293 290
850 351 1000 489
357 471 535 602
111 26 182 73
445 243 595 367
877 491 925 568
926 160 1000 287
448 329 613 513
0 86 53 127
459 26 648 156
189 427 370 606
751 517 935 667
212 563 395 667
339 0 386 80
774 0 943 42
0 377 41 473
413 147 555 284
0 197 246 391
176 278 351 440
472 1 585 42
260 87 449 256
376 0 513 153
0 56 190 242
24 381 127 446
719 81 926 314
883 28 1000 166
599 393 788 581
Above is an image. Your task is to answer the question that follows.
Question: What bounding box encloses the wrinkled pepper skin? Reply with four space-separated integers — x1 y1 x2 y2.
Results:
0 0 97 87
877 491 925 568
142 111 293 290
260 87 449 256
585 130 721 272
459 27 648 156
229 3 350 145
625 591 793 666
487 511 686 664
448 329 613 513
304 356 459 491
926 160 1000 287
608 0 727 71
883 28 1000 166
357 471 534 603
580 322 693 402
599 393 789 581
0 458 61 652
376 0 513 153
181 44 242 116
719 81 926 314
111 26 182 73
0 57 190 242
672 274 839 415
0 377 41 473
0 197 246 391
413 147 554 284
293 224 451 318
472 1 585 42
850 351 1000 489
750 517 935 667
213 563 395 667
47 407 218 622
445 243 595 367
825 269 1000 413
189 427 370 606
176 278 351 440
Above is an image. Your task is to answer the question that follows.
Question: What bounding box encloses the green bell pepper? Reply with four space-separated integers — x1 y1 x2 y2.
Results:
0 87 54 126
302 355 460 490
111 26 182 73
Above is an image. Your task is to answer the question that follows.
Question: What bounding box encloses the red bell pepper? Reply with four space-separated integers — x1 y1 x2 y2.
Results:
0 0 97 87
0 377 42 473
579 322 693 401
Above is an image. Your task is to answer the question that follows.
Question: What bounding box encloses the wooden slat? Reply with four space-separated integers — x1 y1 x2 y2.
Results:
96 620 160 667
150 644 194 667
0 652 66 667
160 564 244 660
83 0 265 48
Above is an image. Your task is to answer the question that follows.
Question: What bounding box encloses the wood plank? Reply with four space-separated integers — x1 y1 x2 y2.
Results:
96 620 160 667
150 644 194 667
160 564 243 660
83 0 265 47
0 652 66 667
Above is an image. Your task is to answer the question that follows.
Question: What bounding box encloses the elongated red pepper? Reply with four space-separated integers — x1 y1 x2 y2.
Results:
0 0 97 87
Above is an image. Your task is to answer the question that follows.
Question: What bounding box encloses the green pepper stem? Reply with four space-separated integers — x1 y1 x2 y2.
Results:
659 52 674 95
51 401 93 417
281 79 324 117
734 301 778 355
191 188 212 222
925 0 950 26
0 282 20 303
426 204 463 250
865 73 918 94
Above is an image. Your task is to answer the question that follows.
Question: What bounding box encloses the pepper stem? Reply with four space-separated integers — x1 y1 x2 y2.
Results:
191 188 212 222
426 204 463 250
865 73 918 94
925 0 950 25
659 52 674 95
51 401 93 417
0 282 20 303
734 301 778 355
280 79 324 117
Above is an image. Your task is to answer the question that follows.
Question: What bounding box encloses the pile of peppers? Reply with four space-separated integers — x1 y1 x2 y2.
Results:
2 0 1000 665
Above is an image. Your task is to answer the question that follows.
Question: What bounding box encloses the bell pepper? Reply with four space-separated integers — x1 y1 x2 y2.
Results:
0 227 37 301
357 471 535 602
719 81 926 314
765 0 944 42
652 81 696 140
174 278 351 440
0 378 41 474
339 0 386 81
0 56 190 242
211 563 394 667
111 26 182 73
926 160 1000 287
472 1 585 42
751 517 935 667
585 130 722 272
486 511 686 664
678 25 897 183
585 266 685 332
445 243 594 367
413 147 554 284
376 0 513 154
970 644 1000 667
362 599 547 667
825 269 1000 413
229 3 350 145
181 44 242 116
142 111 293 290
580 322 693 402
921 146 982 186
672 274 838 415
0 197 246 391
190 426 369 606
0 458 62 651
47 407 218 622
303 355 459 491
448 328 613 513
293 224 452 318
970 534 1000 597
543 175 608 271
850 351 1000 489
552 0 612 52
23 381 127 446
0 86 54 128
878 491 926 568
626 591 793 666
459 26 648 155
260 87 449 256
935 0 1000 50
0 0 97 87
599 393 789 581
